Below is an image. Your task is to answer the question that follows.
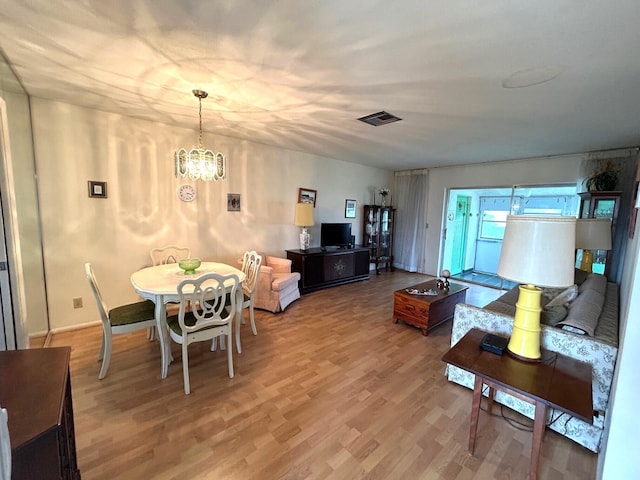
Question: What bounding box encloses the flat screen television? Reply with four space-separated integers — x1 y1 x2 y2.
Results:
320 222 352 248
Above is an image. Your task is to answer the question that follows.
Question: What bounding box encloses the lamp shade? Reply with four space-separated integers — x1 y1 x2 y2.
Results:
294 203 315 227
497 216 576 288
575 218 612 250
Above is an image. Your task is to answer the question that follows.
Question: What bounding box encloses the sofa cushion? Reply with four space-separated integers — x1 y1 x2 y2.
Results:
579 273 607 294
484 300 516 316
594 282 619 345
497 286 521 305
541 304 568 326
541 286 569 302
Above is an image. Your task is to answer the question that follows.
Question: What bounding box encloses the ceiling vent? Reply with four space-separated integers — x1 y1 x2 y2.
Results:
357 111 402 126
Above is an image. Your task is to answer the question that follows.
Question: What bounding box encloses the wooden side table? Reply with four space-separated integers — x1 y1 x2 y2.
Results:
442 328 593 480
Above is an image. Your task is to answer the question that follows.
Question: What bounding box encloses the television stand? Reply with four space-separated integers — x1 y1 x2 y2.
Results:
286 247 370 293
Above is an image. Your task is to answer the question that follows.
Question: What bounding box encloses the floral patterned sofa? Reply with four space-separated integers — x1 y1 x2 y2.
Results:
446 271 619 453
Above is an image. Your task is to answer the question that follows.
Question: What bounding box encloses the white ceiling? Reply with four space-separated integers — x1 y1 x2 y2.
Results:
1 0 640 171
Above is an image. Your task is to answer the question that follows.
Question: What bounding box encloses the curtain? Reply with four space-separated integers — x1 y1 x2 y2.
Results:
393 170 428 272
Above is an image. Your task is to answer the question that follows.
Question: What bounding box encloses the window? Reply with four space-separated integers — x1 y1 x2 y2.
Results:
480 210 508 239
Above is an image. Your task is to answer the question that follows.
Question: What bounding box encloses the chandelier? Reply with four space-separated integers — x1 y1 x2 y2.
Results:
175 89 226 181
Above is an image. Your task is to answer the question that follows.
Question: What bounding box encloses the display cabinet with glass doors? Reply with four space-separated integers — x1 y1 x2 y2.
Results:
362 205 396 274
578 191 621 276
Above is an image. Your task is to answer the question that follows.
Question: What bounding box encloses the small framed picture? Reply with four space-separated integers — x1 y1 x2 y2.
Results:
88 181 107 198
345 199 356 218
227 193 241 211
298 188 317 207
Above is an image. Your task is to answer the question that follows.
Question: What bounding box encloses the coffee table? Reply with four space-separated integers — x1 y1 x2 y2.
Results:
393 279 468 335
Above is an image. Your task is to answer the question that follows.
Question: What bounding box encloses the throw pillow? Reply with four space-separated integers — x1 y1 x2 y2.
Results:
540 304 568 326
546 284 578 308
540 286 567 301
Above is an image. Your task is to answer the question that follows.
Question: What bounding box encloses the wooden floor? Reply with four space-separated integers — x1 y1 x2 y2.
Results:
47 270 596 480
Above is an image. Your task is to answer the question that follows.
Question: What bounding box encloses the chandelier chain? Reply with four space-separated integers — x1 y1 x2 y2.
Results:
198 96 203 149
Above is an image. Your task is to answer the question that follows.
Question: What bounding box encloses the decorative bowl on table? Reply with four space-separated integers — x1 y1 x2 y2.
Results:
178 258 201 275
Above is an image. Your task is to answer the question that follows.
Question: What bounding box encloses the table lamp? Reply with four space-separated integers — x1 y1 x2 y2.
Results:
294 202 315 250
497 216 576 361
575 218 612 272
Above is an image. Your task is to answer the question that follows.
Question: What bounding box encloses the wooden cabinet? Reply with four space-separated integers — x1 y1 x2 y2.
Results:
0 347 81 480
286 247 370 293
578 191 621 276
362 205 396 274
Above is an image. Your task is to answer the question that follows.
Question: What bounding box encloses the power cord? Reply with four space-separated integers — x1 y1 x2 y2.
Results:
477 387 570 433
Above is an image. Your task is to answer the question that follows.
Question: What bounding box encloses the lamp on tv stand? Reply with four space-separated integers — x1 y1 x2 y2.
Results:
294 203 315 250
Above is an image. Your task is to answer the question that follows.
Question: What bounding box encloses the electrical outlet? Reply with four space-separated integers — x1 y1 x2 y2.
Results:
73 297 83 309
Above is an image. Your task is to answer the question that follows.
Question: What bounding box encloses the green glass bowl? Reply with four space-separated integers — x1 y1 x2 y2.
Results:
178 258 201 275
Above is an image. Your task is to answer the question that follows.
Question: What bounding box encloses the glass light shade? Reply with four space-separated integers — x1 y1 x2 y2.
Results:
497 216 576 288
175 148 225 181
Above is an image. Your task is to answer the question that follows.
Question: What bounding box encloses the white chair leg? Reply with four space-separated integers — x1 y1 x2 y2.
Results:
226 332 234 378
98 329 112 380
235 310 242 354
210 337 218 351
249 303 257 336
98 329 106 362
147 326 157 340
182 342 191 395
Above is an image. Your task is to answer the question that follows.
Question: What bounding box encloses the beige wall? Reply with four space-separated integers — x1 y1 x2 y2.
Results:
30 98 392 331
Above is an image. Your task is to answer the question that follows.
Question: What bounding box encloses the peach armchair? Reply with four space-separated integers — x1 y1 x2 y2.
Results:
254 255 301 313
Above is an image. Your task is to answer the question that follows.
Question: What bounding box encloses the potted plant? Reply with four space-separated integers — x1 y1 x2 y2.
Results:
584 161 619 191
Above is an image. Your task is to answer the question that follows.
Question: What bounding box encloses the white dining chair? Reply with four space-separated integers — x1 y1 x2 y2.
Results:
85 263 157 379
240 251 263 334
149 245 191 266
148 245 191 338
229 250 262 353
167 272 239 394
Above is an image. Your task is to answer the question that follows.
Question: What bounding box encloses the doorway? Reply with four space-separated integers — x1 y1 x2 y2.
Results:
442 184 579 290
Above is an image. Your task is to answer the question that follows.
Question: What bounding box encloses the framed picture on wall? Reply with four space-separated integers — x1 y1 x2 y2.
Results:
298 188 317 207
345 199 356 218
227 193 241 211
88 181 107 198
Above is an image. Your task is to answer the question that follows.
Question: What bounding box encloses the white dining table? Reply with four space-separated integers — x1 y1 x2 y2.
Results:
130 262 246 379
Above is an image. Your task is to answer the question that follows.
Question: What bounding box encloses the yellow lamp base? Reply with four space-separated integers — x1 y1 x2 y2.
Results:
507 284 542 362
579 250 593 272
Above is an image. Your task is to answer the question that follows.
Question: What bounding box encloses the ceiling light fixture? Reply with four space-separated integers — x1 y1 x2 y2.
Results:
502 66 564 89
175 89 226 181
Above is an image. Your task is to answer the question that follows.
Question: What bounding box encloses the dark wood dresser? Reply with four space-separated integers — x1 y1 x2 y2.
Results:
286 247 370 293
0 347 81 479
